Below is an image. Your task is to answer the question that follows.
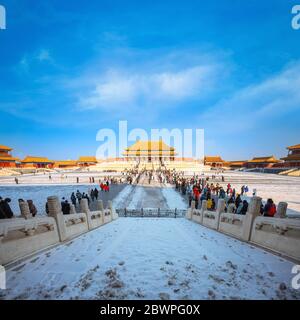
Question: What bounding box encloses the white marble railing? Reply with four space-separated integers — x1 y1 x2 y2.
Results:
0 216 60 265
0 196 118 265
187 197 300 261
251 216 300 261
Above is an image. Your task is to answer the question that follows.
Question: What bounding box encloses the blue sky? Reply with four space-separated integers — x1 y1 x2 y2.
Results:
0 0 300 160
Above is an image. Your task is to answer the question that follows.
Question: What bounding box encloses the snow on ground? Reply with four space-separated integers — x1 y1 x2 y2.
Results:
161 186 188 209
112 185 133 209
112 182 187 210
0 171 122 185
1 218 299 300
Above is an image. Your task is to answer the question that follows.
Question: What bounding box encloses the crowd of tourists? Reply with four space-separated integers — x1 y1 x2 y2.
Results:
169 171 278 217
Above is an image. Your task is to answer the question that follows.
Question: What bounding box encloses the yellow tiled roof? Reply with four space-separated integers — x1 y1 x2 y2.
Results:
227 160 247 166
122 150 176 156
125 140 175 152
54 160 78 166
287 144 300 150
204 156 224 163
22 156 54 163
0 145 12 151
247 156 279 163
0 156 19 161
78 156 97 163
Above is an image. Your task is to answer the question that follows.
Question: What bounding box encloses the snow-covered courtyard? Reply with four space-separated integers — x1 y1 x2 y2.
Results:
1 217 299 300
1 172 299 300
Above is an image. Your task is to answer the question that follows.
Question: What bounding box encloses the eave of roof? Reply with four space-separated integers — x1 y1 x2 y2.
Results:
0 145 12 151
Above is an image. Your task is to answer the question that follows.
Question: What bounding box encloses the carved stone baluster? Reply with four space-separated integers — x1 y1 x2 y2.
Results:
19 201 32 220
47 196 67 242
275 202 288 219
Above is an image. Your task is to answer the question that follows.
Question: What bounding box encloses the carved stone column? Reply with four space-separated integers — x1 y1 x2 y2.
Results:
215 198 225 230
186 200 195 220
227 203 236 214
19 201 32 220
96 200 104 224
242 196 262 241
47 196 67 242
275 202 288 218
70 204 76 215
108 200 117 220
80 198 90 214
200 200 207 224
80 198 92 229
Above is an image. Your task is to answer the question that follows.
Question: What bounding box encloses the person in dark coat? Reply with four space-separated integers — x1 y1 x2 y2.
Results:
90 189 95 202
237 200 249 215
45 202 49 215
71 192 76 206
94 188 99 200
27 200 37 217
235 194 242 209
211 198 216 210
0 197 7 219
62 200 71 215
0 198 14 218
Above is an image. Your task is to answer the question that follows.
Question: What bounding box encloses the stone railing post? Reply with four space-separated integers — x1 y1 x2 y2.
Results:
80 198 90 214
227 203 236 213
242 196 262 241
108 200 118 220
70 204 76 215
80 198 92 229
200 200 207 224
217 198 225 214
96 200 104 211
201 200 207 213
96 200 104 224
275 202 288 218
47 196 67 242
186 200 195 220
19 201 32 219
215 199 225 230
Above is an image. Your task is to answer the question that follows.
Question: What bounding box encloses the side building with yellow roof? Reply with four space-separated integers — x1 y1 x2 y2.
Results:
0 145 19 168
21 156 54 169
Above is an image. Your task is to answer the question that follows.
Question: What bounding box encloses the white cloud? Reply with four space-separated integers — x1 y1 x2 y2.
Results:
200 62 300 132
78 64 218 111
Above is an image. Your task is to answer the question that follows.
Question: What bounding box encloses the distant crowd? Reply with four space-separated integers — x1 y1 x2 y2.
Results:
169 171 277 217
